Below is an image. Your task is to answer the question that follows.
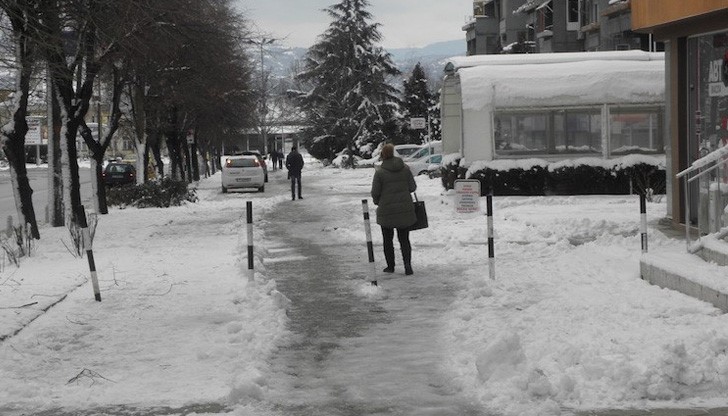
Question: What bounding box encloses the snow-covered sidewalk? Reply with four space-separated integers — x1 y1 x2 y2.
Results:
0 174 290 414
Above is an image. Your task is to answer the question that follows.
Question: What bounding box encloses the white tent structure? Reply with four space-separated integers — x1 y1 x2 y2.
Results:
440 50 666 162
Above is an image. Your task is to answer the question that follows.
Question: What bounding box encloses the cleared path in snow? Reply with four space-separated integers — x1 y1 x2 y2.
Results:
256 171 487 416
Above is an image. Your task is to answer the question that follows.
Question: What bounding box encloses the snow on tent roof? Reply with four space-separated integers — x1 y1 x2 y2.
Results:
454 54 665 111
446 49 664 72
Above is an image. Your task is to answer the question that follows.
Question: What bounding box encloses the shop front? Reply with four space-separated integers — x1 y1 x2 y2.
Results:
632 0 728 230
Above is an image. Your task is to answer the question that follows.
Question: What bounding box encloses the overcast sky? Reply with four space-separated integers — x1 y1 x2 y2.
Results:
235 0 473 49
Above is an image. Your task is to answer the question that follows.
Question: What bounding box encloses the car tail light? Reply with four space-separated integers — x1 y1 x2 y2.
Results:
225 159 232 167
254 159 260 167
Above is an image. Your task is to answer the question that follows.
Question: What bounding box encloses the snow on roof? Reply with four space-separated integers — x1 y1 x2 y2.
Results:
446 50 664 72
456 56 665 111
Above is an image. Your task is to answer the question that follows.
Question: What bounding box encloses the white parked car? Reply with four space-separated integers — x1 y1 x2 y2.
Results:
221 155 265 193
406 153 442 177
393 144 425 159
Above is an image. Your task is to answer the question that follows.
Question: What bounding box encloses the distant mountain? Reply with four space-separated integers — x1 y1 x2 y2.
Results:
264 39 466 85
388 39 466 83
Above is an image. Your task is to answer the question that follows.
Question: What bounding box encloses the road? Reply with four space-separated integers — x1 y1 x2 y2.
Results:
0 166 94 228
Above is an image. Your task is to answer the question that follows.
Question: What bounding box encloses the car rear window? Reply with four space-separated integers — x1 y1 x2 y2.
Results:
227 159 257 168
107 164 132 173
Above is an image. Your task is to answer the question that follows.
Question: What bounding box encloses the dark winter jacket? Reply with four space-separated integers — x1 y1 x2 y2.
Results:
286 150 304 175
371 157 417 228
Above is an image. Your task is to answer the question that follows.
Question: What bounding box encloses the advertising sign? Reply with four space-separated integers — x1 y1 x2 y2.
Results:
26 118 43 145
455 179 481 213
410 117 426 130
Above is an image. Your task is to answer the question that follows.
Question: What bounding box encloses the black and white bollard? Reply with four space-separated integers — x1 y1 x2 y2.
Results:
362 199 377 286
246 201 254 276
640 193 648 253
76 206 101 302
487 194 495 280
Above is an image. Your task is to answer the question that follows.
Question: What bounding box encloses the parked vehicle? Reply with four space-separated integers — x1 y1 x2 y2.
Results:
405 153 442 177
240 151 268 182
221 155 265 193
102 162 136 187
404 141 443 161
393 144 424 159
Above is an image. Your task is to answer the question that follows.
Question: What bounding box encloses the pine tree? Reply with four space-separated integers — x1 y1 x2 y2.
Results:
401 62 439 144
295 0 400 164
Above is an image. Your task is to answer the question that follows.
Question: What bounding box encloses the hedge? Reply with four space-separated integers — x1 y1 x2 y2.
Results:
439 155 666 196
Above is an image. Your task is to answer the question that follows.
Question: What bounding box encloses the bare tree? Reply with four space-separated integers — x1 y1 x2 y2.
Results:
0 1 42 239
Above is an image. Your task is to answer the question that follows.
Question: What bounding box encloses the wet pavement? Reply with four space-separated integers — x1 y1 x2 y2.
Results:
257 174 486 415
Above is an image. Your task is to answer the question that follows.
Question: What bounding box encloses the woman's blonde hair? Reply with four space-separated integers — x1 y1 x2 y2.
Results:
381 143 395 160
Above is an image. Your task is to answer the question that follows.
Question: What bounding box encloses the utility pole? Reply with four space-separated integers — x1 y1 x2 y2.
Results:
245 37 276 155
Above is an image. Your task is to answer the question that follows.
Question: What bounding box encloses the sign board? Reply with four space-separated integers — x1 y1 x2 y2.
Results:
26 118 43 145
410 117 427 130
455 179 481 213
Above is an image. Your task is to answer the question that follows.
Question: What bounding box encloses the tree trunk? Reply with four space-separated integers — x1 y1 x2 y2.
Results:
47 75 64 227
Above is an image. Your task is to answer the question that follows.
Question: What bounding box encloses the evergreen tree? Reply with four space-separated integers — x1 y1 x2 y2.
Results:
295 0 400 164
401 62 439 144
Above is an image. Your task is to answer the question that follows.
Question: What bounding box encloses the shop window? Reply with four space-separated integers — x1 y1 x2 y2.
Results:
609 108 663 155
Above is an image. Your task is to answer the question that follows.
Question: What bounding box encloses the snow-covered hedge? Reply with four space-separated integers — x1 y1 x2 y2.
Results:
441 154 666 196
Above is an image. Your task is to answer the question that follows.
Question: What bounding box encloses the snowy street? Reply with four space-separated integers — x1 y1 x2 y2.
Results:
2 160 728 415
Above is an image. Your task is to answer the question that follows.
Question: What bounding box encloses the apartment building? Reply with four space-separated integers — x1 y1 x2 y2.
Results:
463 0 661 55
463 0 531 55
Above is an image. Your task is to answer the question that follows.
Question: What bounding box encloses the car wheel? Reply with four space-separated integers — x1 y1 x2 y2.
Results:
258 185 265 193
418 170 427 176
222 186 228 194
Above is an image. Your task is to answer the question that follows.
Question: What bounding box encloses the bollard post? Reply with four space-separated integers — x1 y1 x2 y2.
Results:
487 194 495 280
640 193 648 253
76 205 101 302
246 201 254 274
362 199 377 286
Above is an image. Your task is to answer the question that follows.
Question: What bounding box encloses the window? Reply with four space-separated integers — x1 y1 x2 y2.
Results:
495 112 549 154
554 110 602 153
609 108 663 155
580 0 599 26
567 0 580 31
495 109 601 156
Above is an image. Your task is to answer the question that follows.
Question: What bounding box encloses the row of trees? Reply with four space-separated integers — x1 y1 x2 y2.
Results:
293 0 441 163
0 0 257 239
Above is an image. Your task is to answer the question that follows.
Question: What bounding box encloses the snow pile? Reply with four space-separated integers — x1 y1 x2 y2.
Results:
458 59 665 111
463 154 665 177
0 175 291 413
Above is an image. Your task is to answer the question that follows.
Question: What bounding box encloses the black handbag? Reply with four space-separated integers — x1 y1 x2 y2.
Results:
409 193 428 231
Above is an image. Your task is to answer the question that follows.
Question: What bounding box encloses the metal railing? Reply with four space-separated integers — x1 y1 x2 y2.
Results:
675 143 728 252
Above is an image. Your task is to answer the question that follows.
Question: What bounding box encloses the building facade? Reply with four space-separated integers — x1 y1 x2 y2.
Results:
464 0 661 55
464 0 531 55
632 0 728 228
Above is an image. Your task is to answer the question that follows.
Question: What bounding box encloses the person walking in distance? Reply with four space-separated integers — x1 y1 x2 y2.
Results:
286 146 304 200
269 149 278 171
371 143 417 275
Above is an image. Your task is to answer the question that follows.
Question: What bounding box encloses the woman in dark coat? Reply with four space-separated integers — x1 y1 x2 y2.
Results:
371 143 417 275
